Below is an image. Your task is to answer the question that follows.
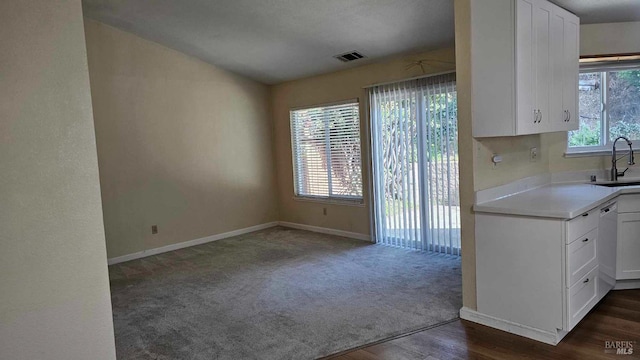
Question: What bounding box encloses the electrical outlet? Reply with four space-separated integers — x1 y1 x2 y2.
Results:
323 207 327 216
151 225 158 234
530 147 538 162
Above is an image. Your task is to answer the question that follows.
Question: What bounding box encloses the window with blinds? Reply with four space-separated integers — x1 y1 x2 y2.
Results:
290 101 363 202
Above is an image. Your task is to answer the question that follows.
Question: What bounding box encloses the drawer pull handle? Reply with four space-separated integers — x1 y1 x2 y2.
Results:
582 238 589 242
584 278 590 284
582 213 589 217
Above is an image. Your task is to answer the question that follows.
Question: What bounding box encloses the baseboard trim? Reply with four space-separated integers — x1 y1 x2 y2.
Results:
277 221 371 242
107 222 279 265
108 221 372 265
459 307 562 345
614 279 640 290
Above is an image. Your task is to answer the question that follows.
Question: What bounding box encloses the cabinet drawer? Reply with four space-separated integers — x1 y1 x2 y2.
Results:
617 194 640 213
566 207 598 244
566 265 598 331
566 228 597 287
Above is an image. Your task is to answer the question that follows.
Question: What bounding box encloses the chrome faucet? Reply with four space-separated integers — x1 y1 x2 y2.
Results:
611 136 635 181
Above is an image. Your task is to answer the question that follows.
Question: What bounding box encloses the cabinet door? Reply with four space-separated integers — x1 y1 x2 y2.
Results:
566 265 598 331
550 8 579 132
563 13 579 131
515 0 536 135
516 0 553 135
471 0 579 138
534 0 552 132
616 212 640 280
550 9 565 130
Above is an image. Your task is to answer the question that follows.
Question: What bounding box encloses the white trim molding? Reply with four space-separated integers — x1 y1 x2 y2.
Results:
107 222 279 265
107 221 372 265
278 221 371 242
459 307 566 346
614 279 640 290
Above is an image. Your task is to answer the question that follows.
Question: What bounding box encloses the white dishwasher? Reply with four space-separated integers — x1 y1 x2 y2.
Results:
598 201 618 300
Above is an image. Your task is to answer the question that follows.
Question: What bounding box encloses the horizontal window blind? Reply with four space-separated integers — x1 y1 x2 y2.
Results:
290 101 363 201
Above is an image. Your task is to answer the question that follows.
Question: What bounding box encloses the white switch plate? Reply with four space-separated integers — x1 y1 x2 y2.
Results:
530 147 538 162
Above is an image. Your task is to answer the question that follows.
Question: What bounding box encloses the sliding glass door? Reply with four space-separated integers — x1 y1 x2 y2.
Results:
369 73 460 255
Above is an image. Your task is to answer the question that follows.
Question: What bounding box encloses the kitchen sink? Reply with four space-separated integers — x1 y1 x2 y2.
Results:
595 181 640 187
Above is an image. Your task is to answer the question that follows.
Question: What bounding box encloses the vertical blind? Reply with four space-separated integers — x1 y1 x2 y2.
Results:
290 101 363 200
369 73 460 255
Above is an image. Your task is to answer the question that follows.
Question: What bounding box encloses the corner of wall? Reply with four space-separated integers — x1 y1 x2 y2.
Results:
454 0 477 310
267 83 283 221
84 22 280 259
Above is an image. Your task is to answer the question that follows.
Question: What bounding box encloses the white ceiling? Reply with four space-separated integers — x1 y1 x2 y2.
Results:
552 0 640 24
82 0 640 85
82 0 454 84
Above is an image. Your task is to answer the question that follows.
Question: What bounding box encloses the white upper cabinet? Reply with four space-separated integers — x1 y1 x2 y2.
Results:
514 0 537 135
552 6 580 131
471 0 580 137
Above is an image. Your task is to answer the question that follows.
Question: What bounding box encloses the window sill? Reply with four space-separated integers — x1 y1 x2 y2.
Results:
564 149 612 158
292 195 365 207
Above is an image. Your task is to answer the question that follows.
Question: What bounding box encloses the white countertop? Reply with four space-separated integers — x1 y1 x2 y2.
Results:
474 182 640 219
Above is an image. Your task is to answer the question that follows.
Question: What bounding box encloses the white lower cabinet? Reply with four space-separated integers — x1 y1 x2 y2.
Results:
567 266 598 331
615 195 640 281
617 212 640 280
566 227 597 287
467 202 615 345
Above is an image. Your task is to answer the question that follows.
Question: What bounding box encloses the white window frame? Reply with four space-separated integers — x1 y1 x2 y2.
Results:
567 62 640 156
289 99 364 205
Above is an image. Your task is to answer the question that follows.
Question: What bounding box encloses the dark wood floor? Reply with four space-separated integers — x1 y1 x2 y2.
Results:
330 289 640 360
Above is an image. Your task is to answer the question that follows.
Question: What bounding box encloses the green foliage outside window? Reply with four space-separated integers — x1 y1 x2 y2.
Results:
569 70 640 148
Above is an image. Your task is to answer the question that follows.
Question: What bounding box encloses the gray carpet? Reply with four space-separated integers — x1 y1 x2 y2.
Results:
109 226 462 360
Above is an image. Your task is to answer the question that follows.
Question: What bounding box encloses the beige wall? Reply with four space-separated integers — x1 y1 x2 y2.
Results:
0 1 116 359
453 0 477 310
474 135 549 190
85 20 278 259
545 132 607 173
270 48 456 236
581 21 640 56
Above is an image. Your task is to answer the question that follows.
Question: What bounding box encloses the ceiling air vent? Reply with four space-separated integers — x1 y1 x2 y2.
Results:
334 51 365 62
